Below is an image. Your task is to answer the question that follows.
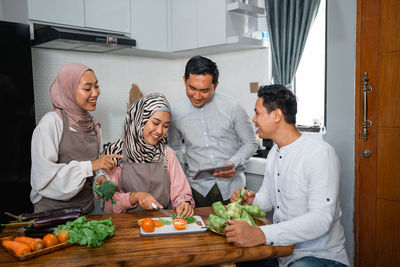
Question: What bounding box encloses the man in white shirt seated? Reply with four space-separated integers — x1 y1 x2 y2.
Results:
226 84 349 267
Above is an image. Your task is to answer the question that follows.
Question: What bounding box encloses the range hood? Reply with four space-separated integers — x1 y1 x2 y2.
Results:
32 26 136 53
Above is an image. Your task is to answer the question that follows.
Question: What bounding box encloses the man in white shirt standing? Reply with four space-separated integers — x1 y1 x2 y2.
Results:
226 85 349 267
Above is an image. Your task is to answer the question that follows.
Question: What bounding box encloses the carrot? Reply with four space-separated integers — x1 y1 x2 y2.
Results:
14 236 44 251
1 240 31 256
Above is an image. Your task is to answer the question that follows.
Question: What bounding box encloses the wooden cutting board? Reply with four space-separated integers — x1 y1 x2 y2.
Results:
139 216 207 236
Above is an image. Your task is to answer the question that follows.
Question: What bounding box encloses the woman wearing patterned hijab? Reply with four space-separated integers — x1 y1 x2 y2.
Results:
30 63 121 215
99 93 194 217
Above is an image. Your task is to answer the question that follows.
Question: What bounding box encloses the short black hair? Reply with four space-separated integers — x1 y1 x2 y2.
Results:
184 55 219 84
257 84 297 124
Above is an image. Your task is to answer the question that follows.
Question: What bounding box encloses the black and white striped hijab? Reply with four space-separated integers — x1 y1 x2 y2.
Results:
102 93 170 166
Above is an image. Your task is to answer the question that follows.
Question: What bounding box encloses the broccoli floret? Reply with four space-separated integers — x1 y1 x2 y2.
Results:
93 180 117 212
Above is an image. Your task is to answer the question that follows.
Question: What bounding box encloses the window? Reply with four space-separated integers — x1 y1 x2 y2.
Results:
293 0 326 129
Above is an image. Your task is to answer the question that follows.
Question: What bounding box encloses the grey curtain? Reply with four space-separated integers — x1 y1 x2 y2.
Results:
265 0 321 87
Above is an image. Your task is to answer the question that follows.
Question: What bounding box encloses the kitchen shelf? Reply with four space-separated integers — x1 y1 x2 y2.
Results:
227 35 269 47
227 2 266 17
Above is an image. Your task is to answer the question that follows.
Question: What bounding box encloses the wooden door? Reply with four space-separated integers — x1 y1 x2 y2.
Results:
355 0 400 266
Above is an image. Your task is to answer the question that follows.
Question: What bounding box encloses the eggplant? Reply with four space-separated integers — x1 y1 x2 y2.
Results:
21 225 58 237
4 225 58 237
2 211 82 228
5 207 82 222
32 211 82 227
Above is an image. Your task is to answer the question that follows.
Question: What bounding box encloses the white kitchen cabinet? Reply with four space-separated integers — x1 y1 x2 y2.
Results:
197 0 226 48
85 0 130 34
131 0 169 51
27 0 85 27
2 0 130 35
170 0 197 51
170 0 226 51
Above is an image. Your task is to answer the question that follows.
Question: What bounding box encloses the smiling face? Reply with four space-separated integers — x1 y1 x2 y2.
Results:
252 97 278 139
142 110 171 145
75 70 100 111
184 73 217 108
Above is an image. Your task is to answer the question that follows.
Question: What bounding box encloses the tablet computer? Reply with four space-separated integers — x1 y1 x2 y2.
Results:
192 163 235 180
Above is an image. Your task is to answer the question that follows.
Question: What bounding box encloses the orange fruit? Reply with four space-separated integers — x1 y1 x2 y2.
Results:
173 219 187 230
141 218 155 232
43 233 59 248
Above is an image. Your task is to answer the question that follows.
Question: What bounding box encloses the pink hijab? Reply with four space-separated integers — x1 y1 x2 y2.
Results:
50 63 101 145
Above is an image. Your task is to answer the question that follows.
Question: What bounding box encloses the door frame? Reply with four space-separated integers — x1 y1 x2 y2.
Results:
354 0 379 266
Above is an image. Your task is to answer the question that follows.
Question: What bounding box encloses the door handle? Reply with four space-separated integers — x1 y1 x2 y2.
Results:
362 72 373 140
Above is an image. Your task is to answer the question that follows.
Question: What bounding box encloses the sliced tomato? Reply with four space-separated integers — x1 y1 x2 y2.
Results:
173 219 187 230
154 220 163 228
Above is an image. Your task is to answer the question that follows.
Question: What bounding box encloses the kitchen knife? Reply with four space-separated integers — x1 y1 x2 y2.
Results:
151 203 176 218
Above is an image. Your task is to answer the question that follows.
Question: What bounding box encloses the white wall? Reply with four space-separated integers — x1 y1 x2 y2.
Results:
31 48 270 144
0 0 4 20
326 0 356 265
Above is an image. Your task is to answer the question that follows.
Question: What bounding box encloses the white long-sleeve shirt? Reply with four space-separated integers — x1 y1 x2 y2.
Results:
254 134 349 267
30 111 102 204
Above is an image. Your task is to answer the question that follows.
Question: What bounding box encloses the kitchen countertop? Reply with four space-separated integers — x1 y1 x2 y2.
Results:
0 207 293 266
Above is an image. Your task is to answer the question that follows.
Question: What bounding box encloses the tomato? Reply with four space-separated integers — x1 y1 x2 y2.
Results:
43 233 59 248
141 218 155 232
153 220 163 228
173 219 187 230
56 229 70 243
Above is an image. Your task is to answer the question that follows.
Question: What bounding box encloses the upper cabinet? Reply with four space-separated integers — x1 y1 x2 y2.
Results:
170 0 226 51
129 0 268 56
2 0 131 34
85 0 130 33
131 0 169 51
27 0 85 27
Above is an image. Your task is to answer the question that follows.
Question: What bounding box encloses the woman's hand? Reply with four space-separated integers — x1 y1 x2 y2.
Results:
95 175 107 186
91 154 123 172
129 192 162 210
93 175 107 198
176 201 194 218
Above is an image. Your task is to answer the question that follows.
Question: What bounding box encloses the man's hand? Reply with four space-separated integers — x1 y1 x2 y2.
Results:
213 161 236 178
224 220 266 247
230 188 255 205
92 154 123 172
176 201 194 218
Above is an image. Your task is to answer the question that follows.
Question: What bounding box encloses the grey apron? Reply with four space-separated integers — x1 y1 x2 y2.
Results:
120 146 171 212
34 110 98 215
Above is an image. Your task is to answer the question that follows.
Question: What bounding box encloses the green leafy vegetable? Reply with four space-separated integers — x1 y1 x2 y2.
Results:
93 180 117 212
54 216 115 247
184 216 197 224
159 218 172 225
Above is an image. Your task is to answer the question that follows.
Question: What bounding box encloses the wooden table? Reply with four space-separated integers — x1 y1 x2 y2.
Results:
0 207 294 266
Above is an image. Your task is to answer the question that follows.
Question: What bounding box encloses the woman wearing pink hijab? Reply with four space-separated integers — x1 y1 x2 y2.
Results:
30 63 121 215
